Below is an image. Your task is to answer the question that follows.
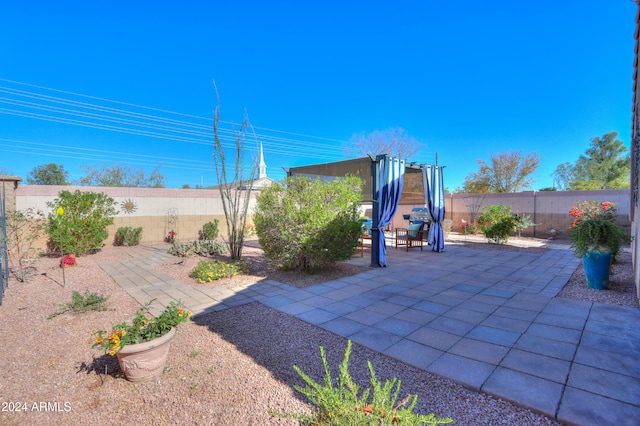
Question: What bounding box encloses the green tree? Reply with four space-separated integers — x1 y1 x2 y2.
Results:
26 163 69 185
254 175 363 273
46 190 118 255
77 164 165 187
552 162 575 191
462 151 540 193
346 127 422 160
557 132 630 190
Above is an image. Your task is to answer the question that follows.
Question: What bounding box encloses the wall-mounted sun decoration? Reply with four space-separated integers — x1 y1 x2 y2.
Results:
121 199 138 214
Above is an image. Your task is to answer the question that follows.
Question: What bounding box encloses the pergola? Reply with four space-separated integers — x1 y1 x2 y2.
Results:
286 155 445 266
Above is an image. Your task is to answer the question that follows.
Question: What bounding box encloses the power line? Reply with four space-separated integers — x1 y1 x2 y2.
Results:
0 78 435 183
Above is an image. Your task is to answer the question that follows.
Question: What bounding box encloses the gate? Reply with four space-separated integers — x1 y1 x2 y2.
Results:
0 184 8 305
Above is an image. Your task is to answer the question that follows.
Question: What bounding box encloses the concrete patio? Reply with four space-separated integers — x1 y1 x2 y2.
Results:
99 240 640 425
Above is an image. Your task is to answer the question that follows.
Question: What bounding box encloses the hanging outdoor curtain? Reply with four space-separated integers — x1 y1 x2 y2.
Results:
375 155 405 266
422 165 445 252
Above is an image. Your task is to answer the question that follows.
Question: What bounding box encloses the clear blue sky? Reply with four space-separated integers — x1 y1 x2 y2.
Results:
0 1 637 191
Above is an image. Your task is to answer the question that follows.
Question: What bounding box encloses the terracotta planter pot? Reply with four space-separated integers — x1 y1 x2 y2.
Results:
116 327 176 382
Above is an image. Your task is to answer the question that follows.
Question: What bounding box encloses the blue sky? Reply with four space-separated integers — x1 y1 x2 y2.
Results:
0 1 637 191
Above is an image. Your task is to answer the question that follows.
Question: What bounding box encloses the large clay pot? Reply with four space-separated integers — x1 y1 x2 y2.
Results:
582 250 612 290
116 327 176 382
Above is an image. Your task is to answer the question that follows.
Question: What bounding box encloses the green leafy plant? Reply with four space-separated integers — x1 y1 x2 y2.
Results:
477 204 519 244
48 289 110 319
568 217 629 258
5 207 45 282
567 200 629 258
272 340 452 425
254 175 364 273
190 259 248 283
92 300 192 356
199 220 219 240
168 240 228 258
45 190 118 256
113 226 143 246
514 213 536 237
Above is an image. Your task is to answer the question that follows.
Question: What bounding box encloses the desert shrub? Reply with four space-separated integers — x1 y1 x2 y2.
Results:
46 190 118 256
477 204 520 244
47 289 110 319
199 220 220 240
5 207 45 282
254 175 363 273
460 220 479 235
271 340 453 425
114 226 143 246
514 213 536 237
167 240 228 258
442 218 453 238
191 259 248 283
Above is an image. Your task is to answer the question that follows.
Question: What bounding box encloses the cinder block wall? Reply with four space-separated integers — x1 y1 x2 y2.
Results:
1 176 22 214
15 184 257 249
393 189 631 239
13 184 632 246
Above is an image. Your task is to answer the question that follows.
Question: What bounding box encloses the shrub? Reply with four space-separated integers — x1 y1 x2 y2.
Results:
477 204 519 244
460 220 478 235
5 207 45 282
190 259 248 283
514 213 536 237
167 240 228 258
254 175 363 273
271 340 453 425
442 218 453 238
48 289 110 319
46 190 118 256
114 227 143 246
200 220 220 240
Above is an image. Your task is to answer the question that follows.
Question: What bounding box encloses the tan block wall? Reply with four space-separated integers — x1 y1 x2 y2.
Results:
392 189 631 239
12 184 632 246
15 185 257 250
0 176 22 213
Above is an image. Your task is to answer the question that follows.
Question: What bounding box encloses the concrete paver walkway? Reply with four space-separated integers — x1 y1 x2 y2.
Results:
99 243 640 425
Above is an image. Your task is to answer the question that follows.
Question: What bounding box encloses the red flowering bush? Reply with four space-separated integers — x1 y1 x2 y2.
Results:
567 200 629 257
568 200 617 229
460 220 478 235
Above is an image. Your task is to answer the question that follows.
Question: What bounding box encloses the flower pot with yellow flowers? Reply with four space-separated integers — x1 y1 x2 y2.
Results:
92 300 192 382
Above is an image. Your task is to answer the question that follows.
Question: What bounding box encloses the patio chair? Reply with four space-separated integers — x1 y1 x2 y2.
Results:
395 220 425 252
356 219 373 257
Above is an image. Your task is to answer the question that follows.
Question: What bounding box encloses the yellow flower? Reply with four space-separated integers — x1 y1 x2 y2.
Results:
56 206 64 217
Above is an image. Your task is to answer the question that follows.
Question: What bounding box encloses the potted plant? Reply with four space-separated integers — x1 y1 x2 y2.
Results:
92 300 192 382
567 201 629 290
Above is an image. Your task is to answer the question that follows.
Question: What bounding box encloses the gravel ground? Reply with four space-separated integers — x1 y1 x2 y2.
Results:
0 238 637 426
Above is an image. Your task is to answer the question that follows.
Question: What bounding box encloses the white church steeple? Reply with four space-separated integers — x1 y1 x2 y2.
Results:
258 142 267 179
